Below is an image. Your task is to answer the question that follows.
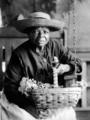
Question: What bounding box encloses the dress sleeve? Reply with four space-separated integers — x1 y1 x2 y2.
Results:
54 40 82 74
4 51 30 107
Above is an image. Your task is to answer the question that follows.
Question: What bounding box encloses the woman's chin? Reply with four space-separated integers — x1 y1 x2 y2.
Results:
38 43 46 47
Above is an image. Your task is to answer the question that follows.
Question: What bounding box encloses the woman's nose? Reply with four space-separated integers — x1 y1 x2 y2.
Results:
39 29 44 36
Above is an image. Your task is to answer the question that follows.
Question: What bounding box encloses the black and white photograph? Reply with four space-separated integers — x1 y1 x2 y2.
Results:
0 0 90 120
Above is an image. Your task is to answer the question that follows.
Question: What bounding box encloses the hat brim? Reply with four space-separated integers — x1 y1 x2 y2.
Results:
11 18 66 33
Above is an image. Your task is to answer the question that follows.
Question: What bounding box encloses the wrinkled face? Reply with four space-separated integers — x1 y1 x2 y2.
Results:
28 27 50 48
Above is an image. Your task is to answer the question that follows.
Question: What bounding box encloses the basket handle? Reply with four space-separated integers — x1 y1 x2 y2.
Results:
53 67 58 87
52 56 59 87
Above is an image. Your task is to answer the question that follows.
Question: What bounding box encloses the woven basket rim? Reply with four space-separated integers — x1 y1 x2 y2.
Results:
32 87 81 94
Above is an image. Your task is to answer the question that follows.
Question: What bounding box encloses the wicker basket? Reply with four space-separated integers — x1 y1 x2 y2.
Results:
31 87 81 109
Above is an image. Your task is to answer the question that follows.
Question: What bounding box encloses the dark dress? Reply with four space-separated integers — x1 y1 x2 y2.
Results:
4 39 82 118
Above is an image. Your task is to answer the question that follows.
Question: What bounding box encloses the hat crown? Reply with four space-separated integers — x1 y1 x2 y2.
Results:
17 12 51 21
29 12 51 20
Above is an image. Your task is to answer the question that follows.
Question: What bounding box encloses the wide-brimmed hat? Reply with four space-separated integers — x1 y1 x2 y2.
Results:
11 12 66 33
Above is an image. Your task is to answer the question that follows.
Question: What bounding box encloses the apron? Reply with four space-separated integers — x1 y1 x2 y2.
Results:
0 91 36 120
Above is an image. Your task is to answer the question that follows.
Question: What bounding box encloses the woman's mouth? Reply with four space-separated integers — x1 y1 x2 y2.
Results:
38 38 46 44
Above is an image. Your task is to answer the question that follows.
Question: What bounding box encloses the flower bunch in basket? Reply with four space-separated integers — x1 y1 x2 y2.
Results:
18 77 51 96
18 77 37 96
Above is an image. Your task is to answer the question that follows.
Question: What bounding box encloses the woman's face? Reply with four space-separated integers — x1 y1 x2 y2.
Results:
28 27 50 48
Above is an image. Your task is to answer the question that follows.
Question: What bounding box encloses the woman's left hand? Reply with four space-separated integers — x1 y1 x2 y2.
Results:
55 64 70 75
52 57 70 75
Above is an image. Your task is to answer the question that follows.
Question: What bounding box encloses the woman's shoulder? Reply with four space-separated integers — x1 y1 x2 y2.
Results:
12 40 30 57
15 40 31 50
48 38 62 49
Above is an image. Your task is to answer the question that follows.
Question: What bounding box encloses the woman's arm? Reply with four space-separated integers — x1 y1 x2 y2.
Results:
4 51 31 107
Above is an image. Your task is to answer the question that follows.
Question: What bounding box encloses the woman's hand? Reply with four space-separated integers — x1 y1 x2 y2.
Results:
53 64 70 75
52 57 70 75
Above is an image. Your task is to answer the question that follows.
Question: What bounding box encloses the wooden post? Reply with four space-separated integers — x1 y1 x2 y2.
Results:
81 61 87 107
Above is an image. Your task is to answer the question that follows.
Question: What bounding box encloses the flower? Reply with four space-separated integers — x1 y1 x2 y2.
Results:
18 77 38 96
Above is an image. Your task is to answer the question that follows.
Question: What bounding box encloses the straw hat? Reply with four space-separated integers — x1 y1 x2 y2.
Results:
11 12 66 33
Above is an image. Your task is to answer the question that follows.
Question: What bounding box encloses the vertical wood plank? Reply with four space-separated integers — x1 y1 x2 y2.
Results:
81 61 87 107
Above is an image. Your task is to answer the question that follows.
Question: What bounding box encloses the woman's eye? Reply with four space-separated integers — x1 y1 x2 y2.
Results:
44 30 49 34
34 30 39 34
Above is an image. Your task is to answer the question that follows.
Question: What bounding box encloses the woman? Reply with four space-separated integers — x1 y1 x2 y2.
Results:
2 12 82 120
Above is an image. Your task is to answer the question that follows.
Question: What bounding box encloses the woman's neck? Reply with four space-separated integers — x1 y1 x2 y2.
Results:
36 46 44 54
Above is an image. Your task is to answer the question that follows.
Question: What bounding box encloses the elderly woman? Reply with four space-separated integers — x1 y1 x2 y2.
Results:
2 12 82 120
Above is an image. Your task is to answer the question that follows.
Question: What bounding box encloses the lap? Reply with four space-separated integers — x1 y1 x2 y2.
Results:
39 107 77 120
0 91 36 120
0 91 77 120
